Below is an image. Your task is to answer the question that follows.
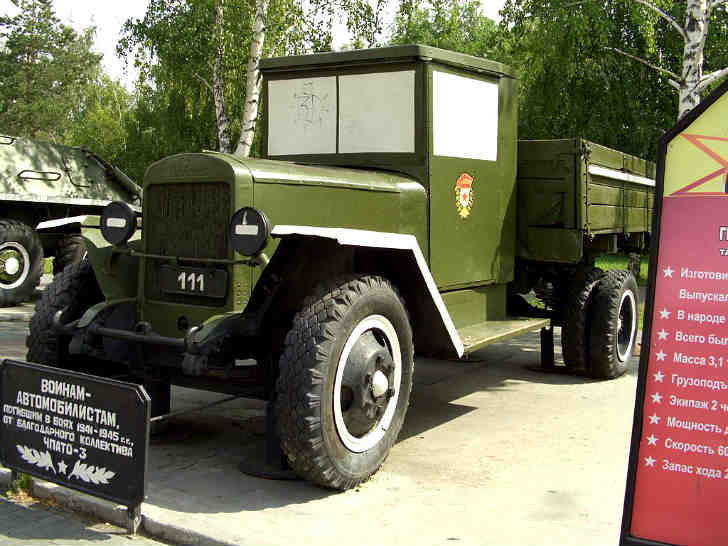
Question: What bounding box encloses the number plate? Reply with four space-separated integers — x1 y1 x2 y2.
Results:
159 266 228 299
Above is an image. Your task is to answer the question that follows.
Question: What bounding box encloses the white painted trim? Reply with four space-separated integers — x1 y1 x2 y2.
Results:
36 215 88 230
272 225 464 357
0 192 142 212
587 165 655 187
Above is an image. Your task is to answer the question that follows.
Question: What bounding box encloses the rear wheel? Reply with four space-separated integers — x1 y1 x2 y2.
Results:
588 270 639 379
276 275 414 490
54 234 86 275
560 267 603 373
0 219 43 306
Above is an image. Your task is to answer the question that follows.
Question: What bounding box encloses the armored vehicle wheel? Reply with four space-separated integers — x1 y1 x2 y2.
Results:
561 267 604 373
26 260 103 366
588 270 639 379
54 234 87 275
0 219 43 306
276 275 414 490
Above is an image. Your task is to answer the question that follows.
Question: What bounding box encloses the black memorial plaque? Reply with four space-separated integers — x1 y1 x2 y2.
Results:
0 359 150 506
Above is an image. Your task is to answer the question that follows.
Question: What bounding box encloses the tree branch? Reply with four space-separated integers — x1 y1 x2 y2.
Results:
698 66 728 91
270 23 295 54
711 0 727 11
632 0 687 40
605 46 681 86
192 72 213 93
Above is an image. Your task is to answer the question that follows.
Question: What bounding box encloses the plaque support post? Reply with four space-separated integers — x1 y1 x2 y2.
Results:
10 469 19 492
127 503 142 535
540 325 555 370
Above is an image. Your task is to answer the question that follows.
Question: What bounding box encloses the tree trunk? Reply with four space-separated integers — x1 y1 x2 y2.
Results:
678 0 710 119
235 0 269 157
213 0 232 152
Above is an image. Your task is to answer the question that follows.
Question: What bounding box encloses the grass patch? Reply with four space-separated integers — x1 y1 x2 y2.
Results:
594 253 650 332
7 472 31 497
594 253 649 286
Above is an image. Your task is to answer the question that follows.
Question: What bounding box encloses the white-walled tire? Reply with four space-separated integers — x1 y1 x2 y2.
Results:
276 275 414 490
588 270 639 379
0 219 43 306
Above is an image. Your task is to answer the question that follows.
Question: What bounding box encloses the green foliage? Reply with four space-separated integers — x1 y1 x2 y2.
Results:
66 73 134 171
115 0 377 164
0 0 102 140
499 0 728 159
390 0 500 58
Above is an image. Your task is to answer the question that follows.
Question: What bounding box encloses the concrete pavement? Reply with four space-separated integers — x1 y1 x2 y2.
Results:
0 494 168 545
0 313 641 546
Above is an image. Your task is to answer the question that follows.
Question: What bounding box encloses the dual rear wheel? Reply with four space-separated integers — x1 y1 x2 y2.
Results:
561 268 639 379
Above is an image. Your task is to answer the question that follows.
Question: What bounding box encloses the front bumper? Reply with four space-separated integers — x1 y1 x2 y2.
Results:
54 299 249 377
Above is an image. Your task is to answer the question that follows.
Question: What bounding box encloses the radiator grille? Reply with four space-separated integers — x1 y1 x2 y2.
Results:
144 182 230 304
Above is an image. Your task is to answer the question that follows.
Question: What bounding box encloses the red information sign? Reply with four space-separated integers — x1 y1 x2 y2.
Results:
622 81 728 546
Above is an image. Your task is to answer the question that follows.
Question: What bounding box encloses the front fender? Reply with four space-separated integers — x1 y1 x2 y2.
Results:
82 215 141 300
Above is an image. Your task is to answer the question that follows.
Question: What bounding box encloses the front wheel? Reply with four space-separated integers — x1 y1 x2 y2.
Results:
588 270 639 379
26 260 103 367
276 275 414 490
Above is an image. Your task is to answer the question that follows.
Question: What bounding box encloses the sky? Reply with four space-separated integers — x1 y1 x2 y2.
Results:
1 0 506 89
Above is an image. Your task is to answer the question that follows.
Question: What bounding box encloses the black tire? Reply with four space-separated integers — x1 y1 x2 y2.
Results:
54 234 87 275
588 270 639 379
276 275 414 490
26 260 103 366
560 267 604 373
0 219 43 306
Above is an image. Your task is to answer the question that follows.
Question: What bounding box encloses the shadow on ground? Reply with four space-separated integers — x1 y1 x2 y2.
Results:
141 327 638 515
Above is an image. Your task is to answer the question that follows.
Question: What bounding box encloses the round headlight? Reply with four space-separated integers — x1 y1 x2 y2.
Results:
229 207 271 256
101 201 136 246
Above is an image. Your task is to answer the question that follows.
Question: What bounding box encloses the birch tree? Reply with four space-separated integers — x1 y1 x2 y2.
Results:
235 0 269 157
120 0 387 158
608 0 728 118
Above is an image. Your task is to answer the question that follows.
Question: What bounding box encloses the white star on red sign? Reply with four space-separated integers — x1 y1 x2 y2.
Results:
663 266 674 278
645 456 656 467
659 308 671 319
654 371 664 382
656 350 666 361
647 434 658 446
649 413 660 424
657 329 669 341
651 392 663 404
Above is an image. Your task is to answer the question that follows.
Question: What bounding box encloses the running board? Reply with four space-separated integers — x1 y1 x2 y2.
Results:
457 317 551 354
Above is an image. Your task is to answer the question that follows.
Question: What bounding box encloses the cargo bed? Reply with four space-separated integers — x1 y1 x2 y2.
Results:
516 138 654 264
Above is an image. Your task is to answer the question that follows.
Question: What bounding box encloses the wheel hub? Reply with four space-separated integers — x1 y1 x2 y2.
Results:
4 256 20 276
616 289 637 362
0 244 30 289
371 370 389 398
334 315 402 453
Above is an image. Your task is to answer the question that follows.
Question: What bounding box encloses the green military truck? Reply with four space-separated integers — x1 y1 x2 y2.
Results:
0 135 141 305
26 46 653 490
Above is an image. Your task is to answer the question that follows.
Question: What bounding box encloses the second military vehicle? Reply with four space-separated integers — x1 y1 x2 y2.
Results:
0 135 140 305
26 46 653 490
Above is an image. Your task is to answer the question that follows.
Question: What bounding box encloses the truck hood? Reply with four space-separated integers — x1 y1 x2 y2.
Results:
239 158 420 194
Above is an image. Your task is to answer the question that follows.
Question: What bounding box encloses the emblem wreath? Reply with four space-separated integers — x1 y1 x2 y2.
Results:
454 173 475 218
